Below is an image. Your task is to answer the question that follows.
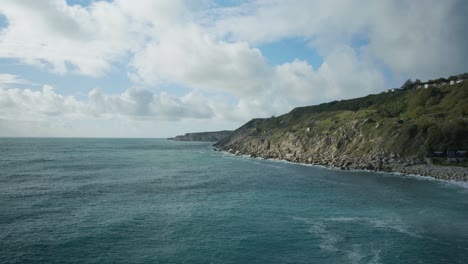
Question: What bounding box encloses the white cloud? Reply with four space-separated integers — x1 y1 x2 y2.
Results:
0 0 142 76
0 83 239 137
88 87 214 120
215 0 468 79
130 24 271 97
2 0 465 81
130 23 386 117
0 73 31 86
230 46 386 117
0 85 86 121
0 84 217 123
0 0 466 137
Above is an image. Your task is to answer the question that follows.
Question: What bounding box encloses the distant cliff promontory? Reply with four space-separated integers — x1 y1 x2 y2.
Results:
170 130 233 142
214 76 468 181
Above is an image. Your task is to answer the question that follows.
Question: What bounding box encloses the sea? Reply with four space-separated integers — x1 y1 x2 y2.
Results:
1 138 467 264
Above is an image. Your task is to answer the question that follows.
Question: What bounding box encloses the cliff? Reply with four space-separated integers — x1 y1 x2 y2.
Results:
171 130 233 142
214 81 468 181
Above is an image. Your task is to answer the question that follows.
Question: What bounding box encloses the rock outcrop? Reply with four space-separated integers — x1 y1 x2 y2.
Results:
171 130 233 142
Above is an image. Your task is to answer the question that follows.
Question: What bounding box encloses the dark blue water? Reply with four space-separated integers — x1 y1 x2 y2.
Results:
1 138 467 263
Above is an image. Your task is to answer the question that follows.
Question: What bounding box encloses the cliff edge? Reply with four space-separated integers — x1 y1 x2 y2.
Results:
214 80 468 181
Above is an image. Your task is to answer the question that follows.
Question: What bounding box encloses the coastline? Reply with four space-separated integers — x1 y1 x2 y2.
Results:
215 148 468 182
211 80 468 184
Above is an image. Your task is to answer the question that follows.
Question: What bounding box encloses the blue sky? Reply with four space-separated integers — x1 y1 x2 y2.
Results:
259 37 322 68
0 0 467 137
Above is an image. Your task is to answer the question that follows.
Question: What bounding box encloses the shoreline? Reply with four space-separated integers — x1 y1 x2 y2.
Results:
216 148 468 183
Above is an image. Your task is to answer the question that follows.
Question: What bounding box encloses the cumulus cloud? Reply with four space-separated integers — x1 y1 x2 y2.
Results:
215 0 468 79
0 0 141 76
0 84 217 123
0 84 85 121
1 0 465 80
130 24 386 116
130 24 271 97
274 47 385 104
88 87 214 120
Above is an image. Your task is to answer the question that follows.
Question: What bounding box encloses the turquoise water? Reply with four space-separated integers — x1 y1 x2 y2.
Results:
1 138 467 263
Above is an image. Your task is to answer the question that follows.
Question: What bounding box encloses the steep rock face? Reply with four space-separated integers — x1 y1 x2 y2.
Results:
215 117 413 169
172 130 233 142
214 81 468 181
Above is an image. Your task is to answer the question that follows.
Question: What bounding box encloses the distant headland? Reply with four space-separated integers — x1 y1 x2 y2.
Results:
168 130 233 142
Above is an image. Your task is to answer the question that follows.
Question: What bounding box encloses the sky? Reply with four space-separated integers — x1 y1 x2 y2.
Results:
0 0 467 137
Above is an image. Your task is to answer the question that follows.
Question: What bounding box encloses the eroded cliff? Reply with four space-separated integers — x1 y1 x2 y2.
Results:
214 81 468 180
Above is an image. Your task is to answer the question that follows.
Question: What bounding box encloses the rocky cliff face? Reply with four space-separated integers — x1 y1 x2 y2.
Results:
214 81 468 181
215 118 423 170
172 130 233 142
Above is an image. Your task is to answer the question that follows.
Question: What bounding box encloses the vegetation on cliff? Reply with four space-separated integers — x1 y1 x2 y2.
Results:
214 80 468 178
170 130 233 142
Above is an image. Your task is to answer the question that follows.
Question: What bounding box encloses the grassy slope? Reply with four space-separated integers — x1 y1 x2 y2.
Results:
219 82 468 162
174 130 233 141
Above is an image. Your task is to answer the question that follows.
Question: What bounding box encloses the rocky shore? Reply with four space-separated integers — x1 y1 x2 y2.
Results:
212 80 467 182
214 146 468 182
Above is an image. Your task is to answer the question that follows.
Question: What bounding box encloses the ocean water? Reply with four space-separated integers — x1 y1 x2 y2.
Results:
1 138 468 264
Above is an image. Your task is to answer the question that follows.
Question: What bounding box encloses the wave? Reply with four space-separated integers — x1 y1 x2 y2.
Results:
325 216 422 238
293 216 384 263
346 246 382 264
218 150 468 189
307 222 342 252
219 152 283 169
292 216 338 251
443 180 468 189
376 171 468 190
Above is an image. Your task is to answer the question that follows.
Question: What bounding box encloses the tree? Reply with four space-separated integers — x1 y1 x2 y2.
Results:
435 78 447 83
401 79 413 90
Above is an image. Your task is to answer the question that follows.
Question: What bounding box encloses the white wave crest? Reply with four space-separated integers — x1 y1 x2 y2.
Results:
325 216 421 238
307 222 342 252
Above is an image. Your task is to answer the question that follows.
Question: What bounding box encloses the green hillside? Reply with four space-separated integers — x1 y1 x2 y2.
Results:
273 81 467 157
215 81 468 170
